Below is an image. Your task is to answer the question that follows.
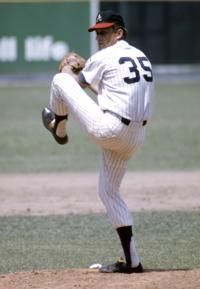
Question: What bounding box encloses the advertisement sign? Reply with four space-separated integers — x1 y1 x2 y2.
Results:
0 2 90 73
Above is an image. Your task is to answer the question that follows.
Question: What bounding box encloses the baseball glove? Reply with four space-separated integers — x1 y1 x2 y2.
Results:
59 52 86 74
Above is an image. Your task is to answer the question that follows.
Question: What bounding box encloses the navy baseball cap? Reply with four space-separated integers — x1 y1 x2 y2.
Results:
88 10 127 33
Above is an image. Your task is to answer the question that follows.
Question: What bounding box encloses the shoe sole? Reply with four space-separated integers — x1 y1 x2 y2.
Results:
99 262 144 274
42 107 68 145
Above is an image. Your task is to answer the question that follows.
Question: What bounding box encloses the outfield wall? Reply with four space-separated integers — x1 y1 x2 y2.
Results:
0 1 90 74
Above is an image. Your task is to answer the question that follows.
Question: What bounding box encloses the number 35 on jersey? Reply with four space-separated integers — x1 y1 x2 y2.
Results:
119 56 153 84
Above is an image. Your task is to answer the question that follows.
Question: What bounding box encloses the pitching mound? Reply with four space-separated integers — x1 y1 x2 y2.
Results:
0 268 200 289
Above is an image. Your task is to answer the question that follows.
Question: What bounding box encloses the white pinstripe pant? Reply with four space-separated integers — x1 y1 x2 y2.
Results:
50 73 145 228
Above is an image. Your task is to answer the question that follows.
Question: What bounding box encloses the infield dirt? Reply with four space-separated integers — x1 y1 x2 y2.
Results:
0 171 200 289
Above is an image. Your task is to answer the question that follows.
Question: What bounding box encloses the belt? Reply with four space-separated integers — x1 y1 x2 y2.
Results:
121 118 147 126
103 110 147 126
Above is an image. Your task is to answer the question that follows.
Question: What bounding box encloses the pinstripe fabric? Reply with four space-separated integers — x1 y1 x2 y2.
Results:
82 40 154 122
98 150 132 227
50 82 69 137
50 81 68 116
50 73 145 227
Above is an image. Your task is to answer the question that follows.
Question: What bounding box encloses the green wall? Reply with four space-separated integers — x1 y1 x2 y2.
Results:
0 2 90 73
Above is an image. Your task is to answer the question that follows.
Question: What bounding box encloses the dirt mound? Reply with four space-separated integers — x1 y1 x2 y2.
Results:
0 268 200 289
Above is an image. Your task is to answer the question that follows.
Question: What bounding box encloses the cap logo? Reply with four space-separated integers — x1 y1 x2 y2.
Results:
96 13 102 23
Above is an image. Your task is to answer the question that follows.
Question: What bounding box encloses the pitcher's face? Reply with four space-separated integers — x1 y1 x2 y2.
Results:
95 27 123 50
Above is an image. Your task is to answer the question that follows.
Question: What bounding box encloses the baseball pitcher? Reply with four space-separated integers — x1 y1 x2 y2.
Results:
42 10 154 273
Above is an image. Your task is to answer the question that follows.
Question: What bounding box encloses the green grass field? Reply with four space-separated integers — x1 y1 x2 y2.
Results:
0 80 200 274
0 212 199 274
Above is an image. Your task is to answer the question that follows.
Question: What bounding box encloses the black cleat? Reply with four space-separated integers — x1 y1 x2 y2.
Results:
99 258 144 274
42 107 68 145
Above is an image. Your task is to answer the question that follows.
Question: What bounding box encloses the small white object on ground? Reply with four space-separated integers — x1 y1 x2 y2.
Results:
89 263 102 269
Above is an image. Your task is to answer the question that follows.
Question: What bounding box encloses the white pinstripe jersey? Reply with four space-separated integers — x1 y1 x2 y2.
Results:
82 40 154 122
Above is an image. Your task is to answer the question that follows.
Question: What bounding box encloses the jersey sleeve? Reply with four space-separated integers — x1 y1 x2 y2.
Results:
81 53 106 86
